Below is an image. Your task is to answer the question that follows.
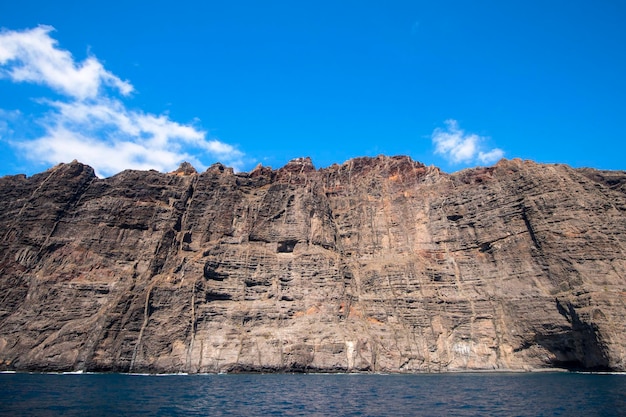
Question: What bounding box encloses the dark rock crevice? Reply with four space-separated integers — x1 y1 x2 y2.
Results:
550 298 610 370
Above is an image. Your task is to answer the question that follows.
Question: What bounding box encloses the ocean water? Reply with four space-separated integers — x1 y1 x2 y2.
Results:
1 372 625 416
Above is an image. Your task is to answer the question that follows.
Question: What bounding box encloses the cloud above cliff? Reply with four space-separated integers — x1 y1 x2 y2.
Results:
0 25 244 176
431 119 504 165
0 25 133 100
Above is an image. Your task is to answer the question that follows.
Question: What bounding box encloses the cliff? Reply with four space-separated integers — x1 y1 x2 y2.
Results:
0 156 625 373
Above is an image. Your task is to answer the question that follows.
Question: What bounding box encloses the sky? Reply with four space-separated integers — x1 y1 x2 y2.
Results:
1 1 625 177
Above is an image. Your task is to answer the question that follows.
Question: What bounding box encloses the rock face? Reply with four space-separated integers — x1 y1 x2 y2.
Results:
0 156 625 373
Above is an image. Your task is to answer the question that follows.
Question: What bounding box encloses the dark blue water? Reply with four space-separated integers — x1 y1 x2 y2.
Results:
1 372 624 416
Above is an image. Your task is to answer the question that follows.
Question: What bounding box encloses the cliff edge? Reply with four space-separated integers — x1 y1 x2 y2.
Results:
0 156 625 373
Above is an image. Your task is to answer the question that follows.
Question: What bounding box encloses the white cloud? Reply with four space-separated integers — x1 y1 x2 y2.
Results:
0 109 20 137
478 148 505 164
431 119 504 165
17 98 244 177
0 25 132 100
0 25 245 176
17 126 191 177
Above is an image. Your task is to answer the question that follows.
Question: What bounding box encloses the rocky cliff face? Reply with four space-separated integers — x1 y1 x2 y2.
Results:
1 156 625 373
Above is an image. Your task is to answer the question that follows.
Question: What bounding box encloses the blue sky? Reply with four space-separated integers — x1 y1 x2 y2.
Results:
1 1 625 177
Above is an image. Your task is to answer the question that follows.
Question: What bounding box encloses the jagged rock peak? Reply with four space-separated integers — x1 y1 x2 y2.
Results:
320 155 437 184
250 163 274 178
46 160 97 179
205 163 234 175
280 156 316 173
342 154 423 167
328 155 426 174
170 162 198 176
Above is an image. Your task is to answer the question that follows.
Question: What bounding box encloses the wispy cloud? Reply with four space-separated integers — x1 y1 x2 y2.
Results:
431 119 504 166
0 25 132 100
0 25 245 177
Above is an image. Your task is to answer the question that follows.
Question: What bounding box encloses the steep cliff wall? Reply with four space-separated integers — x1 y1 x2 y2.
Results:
0 156 625 373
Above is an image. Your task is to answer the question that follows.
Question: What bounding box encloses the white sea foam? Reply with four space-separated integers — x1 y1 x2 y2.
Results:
127 372 190 376
574 371 626 376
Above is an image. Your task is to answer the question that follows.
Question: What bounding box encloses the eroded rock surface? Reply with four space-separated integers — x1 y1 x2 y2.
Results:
0 156 625 373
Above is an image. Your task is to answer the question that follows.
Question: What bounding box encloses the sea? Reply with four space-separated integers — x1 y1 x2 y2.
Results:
1 372 624 416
